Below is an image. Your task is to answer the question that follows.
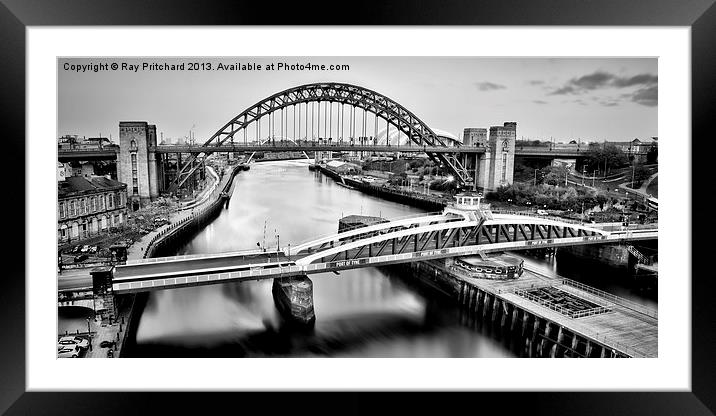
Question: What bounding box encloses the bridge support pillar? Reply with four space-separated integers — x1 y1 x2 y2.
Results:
272 275 316 327
90 266 117 324
475 152 492 192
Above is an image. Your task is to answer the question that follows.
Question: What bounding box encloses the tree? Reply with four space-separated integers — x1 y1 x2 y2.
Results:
542 165 568 186
646 145 658 164
585 143 629 174
630 163 652 187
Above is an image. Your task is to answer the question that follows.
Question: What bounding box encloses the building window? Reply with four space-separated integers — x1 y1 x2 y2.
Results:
130 140 137 151
99 196 105 211
91 197 97 212
107 194 114 209
59 202 65 219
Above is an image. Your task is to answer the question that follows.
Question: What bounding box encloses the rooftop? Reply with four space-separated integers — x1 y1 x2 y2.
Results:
58 176 126 197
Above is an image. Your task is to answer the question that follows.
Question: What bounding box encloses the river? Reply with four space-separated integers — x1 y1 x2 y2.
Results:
123 160 656 357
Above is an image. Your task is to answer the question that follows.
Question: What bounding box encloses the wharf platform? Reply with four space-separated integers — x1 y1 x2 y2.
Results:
423 260 658 358
470 268 656 357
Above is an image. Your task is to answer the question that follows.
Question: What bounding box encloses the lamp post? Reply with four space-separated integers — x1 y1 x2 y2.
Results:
86 317 92 351
631 163 636 189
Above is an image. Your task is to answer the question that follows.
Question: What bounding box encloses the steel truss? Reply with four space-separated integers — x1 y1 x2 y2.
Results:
306 221 599 264
168 82 472 192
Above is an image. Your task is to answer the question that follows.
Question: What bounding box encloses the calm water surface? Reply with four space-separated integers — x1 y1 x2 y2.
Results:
124 160 656 357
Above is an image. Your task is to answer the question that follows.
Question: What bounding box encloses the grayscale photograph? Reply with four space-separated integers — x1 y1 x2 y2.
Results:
57 57 658 358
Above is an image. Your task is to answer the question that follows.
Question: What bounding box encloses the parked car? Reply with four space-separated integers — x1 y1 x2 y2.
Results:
73 254 88 263
99 340 116 348
536 209 548 215
154 217 170 226
58 335 89 350
57 345 81 358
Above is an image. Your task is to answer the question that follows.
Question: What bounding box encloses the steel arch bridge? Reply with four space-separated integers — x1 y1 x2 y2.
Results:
168 82 471 192
111 211 657 294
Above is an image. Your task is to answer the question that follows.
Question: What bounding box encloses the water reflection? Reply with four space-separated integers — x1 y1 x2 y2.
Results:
128 160 654 357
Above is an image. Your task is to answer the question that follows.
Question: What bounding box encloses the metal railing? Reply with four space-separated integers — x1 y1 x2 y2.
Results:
289 210 447 249
512 288 611 319
137 164 241 260
491 210 597 227
509 286 651 357
626 244 652 265
558 277 658 319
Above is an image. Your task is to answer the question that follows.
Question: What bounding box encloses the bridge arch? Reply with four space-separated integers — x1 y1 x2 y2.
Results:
170 82 470 191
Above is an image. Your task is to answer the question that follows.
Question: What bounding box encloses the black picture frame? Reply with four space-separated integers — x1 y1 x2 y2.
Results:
2 0 712 414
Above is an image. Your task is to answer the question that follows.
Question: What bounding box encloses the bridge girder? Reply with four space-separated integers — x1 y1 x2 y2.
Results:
295 219 608 265
168 82 472 192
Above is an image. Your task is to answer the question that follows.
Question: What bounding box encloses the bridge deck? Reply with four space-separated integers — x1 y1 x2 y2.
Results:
114 251 288 280
455 267 657 357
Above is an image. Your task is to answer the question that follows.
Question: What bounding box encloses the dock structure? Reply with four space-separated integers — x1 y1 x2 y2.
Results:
421 260 657 358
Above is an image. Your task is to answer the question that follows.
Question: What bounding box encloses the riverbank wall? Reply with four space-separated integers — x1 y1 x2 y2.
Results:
315 164 446 211
559 238 658 272
118 163 243 357
143 163 242 258
315 163 656 357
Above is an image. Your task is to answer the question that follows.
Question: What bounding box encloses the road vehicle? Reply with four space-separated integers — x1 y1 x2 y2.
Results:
58 335 89 350
57 345 81 358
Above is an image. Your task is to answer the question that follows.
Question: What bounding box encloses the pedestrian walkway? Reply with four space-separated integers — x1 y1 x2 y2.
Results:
126 166 225 261
619 172 658 200
59 164 236 358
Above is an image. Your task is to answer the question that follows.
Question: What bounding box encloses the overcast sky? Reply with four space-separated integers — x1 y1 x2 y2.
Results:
58 57 656 144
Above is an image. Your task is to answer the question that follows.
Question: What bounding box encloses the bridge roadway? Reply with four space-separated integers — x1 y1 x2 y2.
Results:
111 211 657 294
57 144 603 160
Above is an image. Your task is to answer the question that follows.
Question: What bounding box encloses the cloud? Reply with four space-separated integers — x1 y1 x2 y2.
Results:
571 71 614 90
549 71 657 96
527 80 544 86
613 74 658 88
631 85 658 106
475 82 506 91
550 85 576 95
532 100 548 104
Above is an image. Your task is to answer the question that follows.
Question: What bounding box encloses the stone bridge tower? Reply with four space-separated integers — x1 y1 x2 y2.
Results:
118 121 162 210
487 122 517 190
462 122 516 192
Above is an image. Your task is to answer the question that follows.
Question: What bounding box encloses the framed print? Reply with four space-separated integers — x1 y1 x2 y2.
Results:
2 0 714 414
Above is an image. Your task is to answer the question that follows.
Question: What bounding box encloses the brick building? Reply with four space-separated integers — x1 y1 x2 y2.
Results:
58 176 128 243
